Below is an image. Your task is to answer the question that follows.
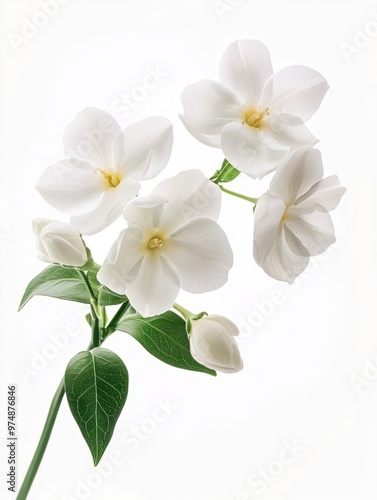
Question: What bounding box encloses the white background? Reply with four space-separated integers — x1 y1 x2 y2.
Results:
1 0 377 499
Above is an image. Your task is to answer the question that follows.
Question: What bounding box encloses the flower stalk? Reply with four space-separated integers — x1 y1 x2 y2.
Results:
16 379 66 500
218 184 258 204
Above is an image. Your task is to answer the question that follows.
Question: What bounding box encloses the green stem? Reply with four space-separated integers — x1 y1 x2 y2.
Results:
105 301 130 338
173 303 194 320
77 269 99 317
16 341 95 498
16 379 65 500
91 310 100 348
219 184 258 204
76 269 96 300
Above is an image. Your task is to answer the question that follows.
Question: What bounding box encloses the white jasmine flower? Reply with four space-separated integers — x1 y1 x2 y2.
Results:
32 218 87 267
253 146 346 282
189 314 243 374
180 40 328 179
36 107 173 235
97 170 233 317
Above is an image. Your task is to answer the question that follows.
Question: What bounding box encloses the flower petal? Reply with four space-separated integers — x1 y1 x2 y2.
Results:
36 159 104 215
152 170 222 233
126 253 180 317
98 227 146 295
39 221 87 267
123 195 166 233
253 193 286 265
180 80 243 147
268 113 318 146
295 175 346 212
264 65 329 121
285 207 336 256
165 218 233 293
261 225 310 283
121 116 173 180
221 121 289 179
269 146 324 204
63 107 124 170
70 178 140 235
190 318 243 373
219 40 273 105
203 315 240 337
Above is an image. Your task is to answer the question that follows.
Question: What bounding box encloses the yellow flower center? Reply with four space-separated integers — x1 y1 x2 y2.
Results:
147 237 164 249
243 108 270 128
97 169 122 188
280 205 291 226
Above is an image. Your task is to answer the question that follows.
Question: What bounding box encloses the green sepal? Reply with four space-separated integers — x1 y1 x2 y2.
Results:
117 308 216 376
85 313 93 327
210 159 241 184
65 347 129 466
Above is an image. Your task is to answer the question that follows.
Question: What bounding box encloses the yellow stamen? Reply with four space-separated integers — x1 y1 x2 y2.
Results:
243 108 270 128
97 169 122 188
147 237 164 249
280 205 291 225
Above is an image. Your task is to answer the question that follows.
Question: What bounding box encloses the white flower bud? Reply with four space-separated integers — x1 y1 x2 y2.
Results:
32 218 88 267
189 315 243 374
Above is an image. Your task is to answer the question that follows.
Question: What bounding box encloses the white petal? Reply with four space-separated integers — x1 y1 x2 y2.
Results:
264 65 329 121
269 146 324 204
180 80 243 147
219 40 273 105
285 207 336 256
221 121 289 179
63 107 124 170
190 318 243 373
261 225 310 283
32 217 54 239
152 170 222 232
126 253 180 317
253 193 286 265
123 195 166 233
32 218 55 259
36 159 104 215
40 222 87 267
295 175 346 212
268 113 318 146
121 116 173 180
98 227 146 295
70 178 140 235
204 315 240 337
165 218 233 293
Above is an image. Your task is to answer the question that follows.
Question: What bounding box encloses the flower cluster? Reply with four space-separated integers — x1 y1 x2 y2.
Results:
32 40 344 375
19 39 345 494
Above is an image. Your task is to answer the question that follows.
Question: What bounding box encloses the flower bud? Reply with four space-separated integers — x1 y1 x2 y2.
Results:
189 314 243 374
32 218 88 267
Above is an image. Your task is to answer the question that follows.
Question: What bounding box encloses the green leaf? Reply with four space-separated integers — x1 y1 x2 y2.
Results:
211 159 240 184
19 265 93 310
65 347 129 466
117 309 216 376
98 286 128 307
